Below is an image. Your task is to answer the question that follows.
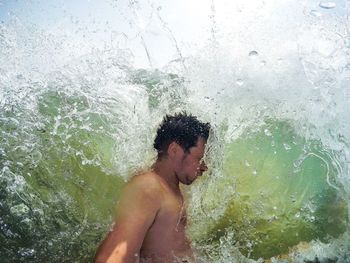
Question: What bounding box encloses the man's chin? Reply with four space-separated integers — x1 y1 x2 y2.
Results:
186 177 197 185
184 180 192 185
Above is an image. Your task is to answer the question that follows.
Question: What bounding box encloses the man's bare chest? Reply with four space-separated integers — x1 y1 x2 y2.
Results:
147 194 188 238
159 195 186 226
140 192 192 259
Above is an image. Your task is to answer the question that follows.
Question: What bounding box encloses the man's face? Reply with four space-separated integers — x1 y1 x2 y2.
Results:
175 137 208 185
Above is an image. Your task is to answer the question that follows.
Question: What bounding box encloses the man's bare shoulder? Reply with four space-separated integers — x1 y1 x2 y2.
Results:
116 171 164 218
129 171 163 188
122 171 164 200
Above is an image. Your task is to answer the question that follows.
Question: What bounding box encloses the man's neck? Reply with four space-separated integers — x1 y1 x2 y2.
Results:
152 159 180 193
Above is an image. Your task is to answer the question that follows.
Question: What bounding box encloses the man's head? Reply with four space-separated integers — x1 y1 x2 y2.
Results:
154 112 210 158
154 112 210 184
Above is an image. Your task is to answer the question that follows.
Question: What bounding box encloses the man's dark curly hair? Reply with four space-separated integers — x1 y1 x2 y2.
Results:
154 112 210 158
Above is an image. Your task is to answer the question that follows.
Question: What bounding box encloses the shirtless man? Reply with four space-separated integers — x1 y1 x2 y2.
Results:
94 112 210 263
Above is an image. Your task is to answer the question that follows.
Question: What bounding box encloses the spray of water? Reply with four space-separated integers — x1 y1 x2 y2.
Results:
1 0 350 262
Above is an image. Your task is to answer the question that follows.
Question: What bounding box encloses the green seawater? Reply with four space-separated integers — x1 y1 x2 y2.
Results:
0 89 125 262
0 71 348 262
191 120 348 260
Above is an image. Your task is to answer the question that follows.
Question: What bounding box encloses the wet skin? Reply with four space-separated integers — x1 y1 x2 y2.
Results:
94 138 207 263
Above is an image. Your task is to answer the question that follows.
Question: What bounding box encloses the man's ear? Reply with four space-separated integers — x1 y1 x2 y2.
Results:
167 141 182 159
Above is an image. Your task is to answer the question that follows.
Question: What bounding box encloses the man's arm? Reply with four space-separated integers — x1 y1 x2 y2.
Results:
94 175 161 263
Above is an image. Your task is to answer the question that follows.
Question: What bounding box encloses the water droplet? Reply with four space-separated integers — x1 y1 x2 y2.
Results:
248 50 259 58
260 60 266 66
236 79 244 86
264 128 272 136
18 248 35 257
319 1 336 9
293 158 303 168
0 148 5 158
310 10 322 17
295 212 300 218
204 96 211 102
245 160 250 167
10 203 30 216
252 170 257 175
283 143 291 150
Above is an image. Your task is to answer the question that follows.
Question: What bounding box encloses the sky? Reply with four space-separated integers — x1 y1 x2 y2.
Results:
0 0 213 68
0 0 348 68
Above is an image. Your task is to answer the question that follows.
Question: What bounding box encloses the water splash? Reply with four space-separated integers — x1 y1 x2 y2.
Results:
1 0 350 262
319 2 337 9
